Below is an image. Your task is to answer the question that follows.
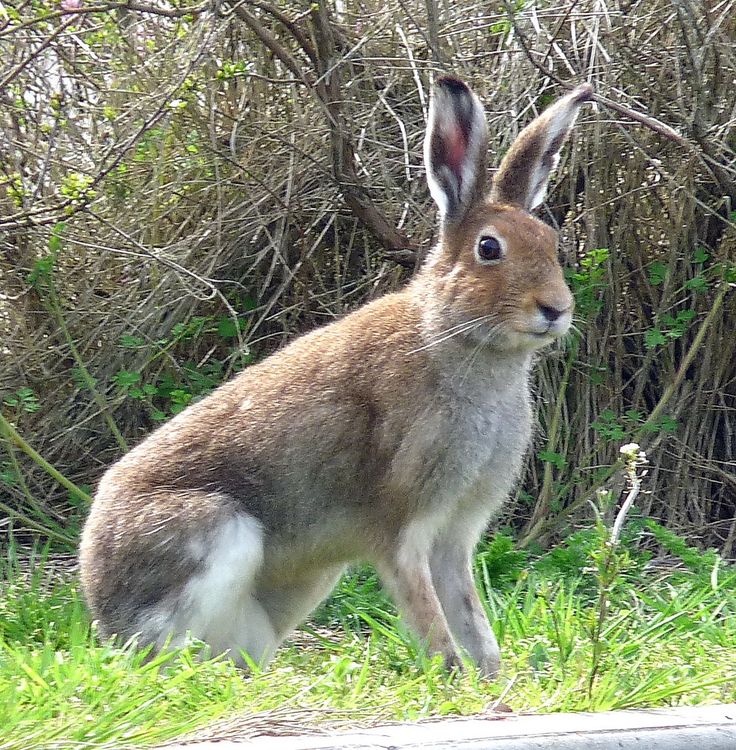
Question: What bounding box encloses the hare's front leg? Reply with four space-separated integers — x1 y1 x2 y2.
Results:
430 520 500 678
377 526 461 670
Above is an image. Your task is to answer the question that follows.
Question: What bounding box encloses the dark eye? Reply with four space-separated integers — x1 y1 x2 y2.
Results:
477 235 503 262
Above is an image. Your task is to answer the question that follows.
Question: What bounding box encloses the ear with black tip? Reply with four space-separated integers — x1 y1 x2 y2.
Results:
424 76 489 224
491 84 594 211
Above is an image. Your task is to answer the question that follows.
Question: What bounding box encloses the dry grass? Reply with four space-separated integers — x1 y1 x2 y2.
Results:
0 0 734 550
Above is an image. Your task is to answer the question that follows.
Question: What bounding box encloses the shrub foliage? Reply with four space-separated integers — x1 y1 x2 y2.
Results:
1 0 734 550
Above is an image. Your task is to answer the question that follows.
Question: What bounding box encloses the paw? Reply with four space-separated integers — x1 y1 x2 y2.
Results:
476 650 501 679
442 649 464 673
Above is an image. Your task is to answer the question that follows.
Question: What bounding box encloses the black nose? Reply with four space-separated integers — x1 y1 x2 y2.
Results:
539 304 566 322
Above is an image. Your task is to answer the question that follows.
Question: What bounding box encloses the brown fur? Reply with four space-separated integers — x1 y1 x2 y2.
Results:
79 77 592 675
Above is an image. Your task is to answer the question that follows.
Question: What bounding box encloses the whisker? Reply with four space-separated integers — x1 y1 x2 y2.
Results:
456 335 492 384
408 316 493 354
454 323 503 384
425 314 494 340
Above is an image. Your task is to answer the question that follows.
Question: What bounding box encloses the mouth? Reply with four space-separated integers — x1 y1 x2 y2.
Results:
525 326 557 340
466 321 565 352
514 327 562 349
526 319 571 341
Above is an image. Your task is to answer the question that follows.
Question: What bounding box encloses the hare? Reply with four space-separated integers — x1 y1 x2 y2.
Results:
79 76 592 677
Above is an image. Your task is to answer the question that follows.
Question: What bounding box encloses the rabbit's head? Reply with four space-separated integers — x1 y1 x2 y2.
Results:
421 77 593 352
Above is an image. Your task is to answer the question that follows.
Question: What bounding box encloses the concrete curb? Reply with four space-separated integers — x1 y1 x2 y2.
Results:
165 703 736 749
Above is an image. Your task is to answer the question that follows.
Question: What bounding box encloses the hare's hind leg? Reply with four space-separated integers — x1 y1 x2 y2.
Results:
256 564 345 641
146 512 280 666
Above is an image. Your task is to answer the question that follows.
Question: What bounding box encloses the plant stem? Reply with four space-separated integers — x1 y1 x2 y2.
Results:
5 434 47 519
0 412 92 506
611 471 643 545
588 447 646 701
46 282 128 453
526 342 577 536
587 541 614 701
0 497 75 547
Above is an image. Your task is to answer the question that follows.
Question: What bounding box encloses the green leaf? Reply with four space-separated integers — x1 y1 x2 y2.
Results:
216 317 241 339
588 365 608 386
685 276 708 292
3 387 40 413
580 248 610 269
490 19 511 34
114 370 141 388
120 334 145 348
170 317 206 341
537 451 566 469
591 409 626 441
645 328 667 349
48 222 67 253
692 247 710 263
658 415 679 433
529 641 550 671
641 414 679 434
647 261 667 286
27 254 56 285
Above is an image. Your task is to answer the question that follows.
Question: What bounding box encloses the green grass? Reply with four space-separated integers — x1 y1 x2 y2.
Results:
1 528 735 750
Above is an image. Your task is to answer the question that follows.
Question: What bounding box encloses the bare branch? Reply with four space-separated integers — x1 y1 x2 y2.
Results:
228 3 313 85
309 2 415 258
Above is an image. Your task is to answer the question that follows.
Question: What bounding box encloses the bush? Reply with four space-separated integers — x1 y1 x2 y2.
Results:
1 0 734 552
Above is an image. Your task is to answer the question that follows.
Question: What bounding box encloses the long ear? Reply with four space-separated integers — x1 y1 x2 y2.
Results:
491 84 593 211
424 76 489 224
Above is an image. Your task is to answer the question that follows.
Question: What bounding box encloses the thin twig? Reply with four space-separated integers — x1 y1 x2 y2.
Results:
504 1 695 149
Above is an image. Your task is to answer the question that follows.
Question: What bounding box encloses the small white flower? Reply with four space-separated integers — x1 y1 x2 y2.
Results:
620 442 648 466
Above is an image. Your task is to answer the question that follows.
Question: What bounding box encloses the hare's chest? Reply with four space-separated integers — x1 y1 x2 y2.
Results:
390 372 532 518
443 382 532 505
